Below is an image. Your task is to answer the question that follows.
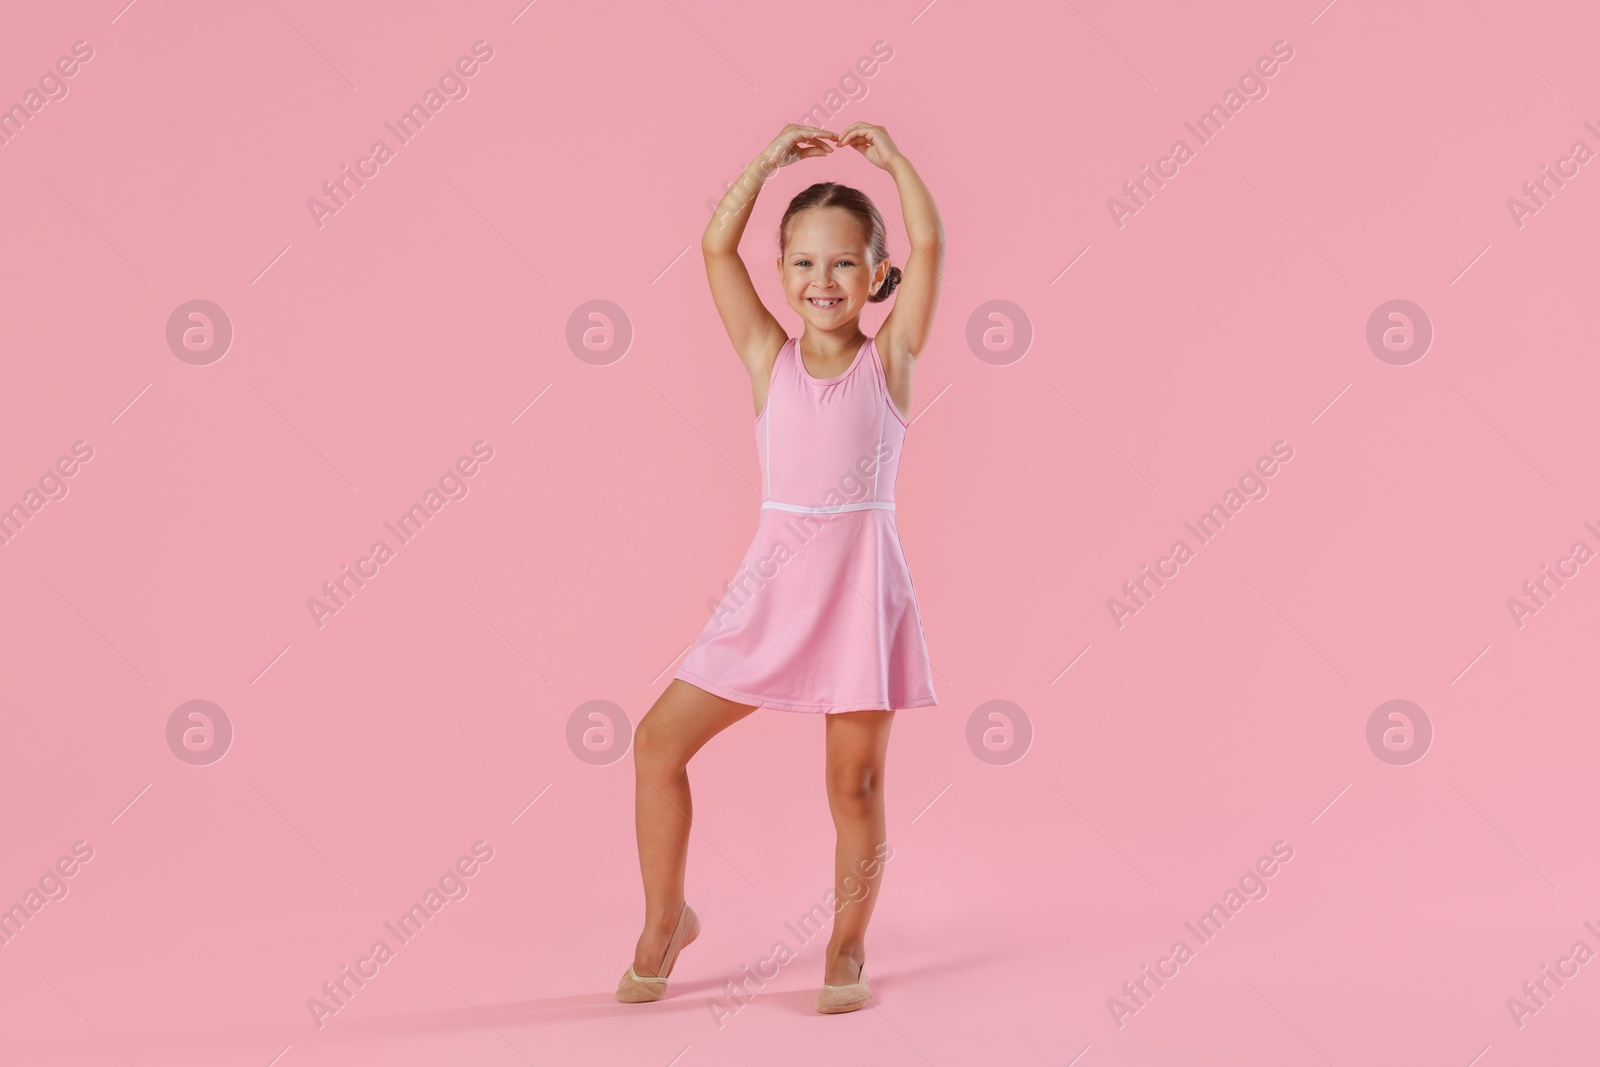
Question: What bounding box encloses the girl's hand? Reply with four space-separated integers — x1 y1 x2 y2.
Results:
761 124 839 171
835 123 901 169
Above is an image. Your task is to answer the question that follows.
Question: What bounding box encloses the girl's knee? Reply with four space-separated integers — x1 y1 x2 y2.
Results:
633 714 687 773
827 765 882 813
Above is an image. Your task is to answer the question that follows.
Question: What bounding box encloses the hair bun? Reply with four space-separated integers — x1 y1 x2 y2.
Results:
871 265 902 303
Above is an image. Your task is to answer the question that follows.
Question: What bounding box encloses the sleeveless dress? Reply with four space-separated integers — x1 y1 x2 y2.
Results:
674 335 938 714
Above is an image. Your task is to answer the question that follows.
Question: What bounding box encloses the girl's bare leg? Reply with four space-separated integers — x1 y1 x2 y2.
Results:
821 708 895 986
629 678 759 976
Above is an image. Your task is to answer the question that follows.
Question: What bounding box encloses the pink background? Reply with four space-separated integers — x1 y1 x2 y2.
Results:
3 1 1598 1064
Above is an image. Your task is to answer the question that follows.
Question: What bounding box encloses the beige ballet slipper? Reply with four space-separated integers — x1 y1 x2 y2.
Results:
815 963 871 1014
616 902 700 1004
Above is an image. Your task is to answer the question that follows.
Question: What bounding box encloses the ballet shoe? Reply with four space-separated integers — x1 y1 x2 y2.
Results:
815 962 871 1014
616 901 700 1003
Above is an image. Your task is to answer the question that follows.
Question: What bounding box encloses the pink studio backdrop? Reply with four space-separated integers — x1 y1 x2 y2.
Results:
2 1 1598 1064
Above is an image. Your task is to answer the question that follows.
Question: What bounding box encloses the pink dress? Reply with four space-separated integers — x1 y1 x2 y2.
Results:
674 335 938 714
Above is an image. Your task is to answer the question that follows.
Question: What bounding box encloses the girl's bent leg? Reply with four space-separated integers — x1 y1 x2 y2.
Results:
822 708 895 986
629 678 758 975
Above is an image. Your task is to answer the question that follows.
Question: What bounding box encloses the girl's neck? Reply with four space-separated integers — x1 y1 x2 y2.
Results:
799 324 868 364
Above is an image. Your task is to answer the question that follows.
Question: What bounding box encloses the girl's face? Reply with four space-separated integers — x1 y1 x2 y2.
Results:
778 207 886 331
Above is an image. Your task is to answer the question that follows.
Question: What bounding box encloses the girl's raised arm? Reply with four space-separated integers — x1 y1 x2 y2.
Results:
701 125 837 377
839 124 945 367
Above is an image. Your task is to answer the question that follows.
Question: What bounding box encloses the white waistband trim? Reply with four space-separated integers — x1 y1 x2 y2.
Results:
761 500 895 514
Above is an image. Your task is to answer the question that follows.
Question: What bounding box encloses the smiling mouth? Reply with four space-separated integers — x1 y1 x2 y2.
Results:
807 297 842 308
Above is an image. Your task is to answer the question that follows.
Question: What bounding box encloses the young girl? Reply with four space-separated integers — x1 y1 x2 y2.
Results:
618 122 944 1014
